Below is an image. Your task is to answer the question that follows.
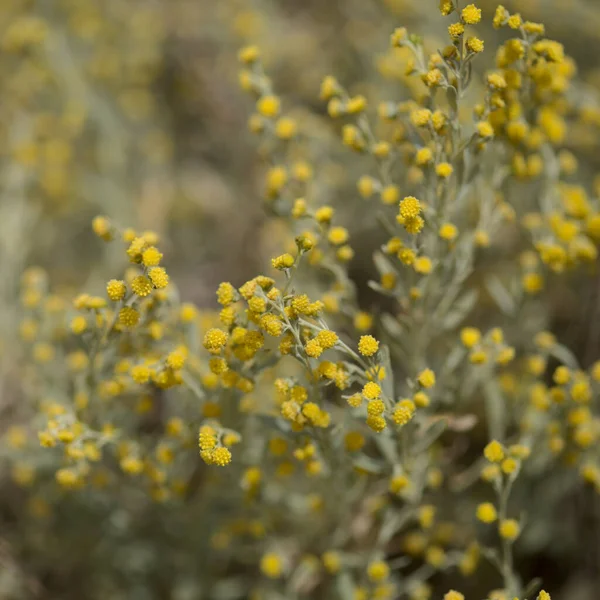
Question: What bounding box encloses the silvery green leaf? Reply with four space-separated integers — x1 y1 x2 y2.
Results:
379 344 394 398
372 251 396 277
482 378 506 440
549 343 579 370
446 86 458 113
353 455 385 474
442 345 467 376
442 289 478 330
522 578 542 599
375 432 398 463
378 508 412 545
368 280 402 297
412 419 447 454
485 276 516 315
337 573 355 599
210 578 246 600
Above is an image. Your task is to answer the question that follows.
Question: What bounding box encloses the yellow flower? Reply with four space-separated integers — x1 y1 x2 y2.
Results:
257 95 280 118
448 23 465 39
148 267 169 289
436 163 454 178
322 551 341 574
466 37 484 53
271 253 295 270
119 307 140 328
417 368 435 389
444 592 465 600
363 382 381 400
141 246 162 267
106 279 126 301
260 552 283 578
399 196 421 219
476 502 498 523
461 4 481 24
499 519 520 540
439 223 458 241
238 45 259 64
203 328 229 354
484 440 504 462
132 275 153 297
358 335 379 357
393 399 416 426
367 560 389 582
461 327 481 348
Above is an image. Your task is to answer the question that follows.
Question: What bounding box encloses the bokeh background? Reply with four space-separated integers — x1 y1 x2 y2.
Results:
2 0 600 598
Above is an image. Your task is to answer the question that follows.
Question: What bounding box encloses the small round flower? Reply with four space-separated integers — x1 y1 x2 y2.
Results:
211 446 232 466
363 382 381 400
119 306 140 328
381 185 399 205
261 552 283 578
393 399 416 425
470 349 488 364
466 36 484 53
415 147 433 165
322 551 341 574
487 72 507 89
439 0 453 16
390 27 407 46
107 279 126 301
448 22 465 39
499 519 520 540
417 368 436 389
538 592 551 600
402 216 425 235
203 328 229 354
367 560 389 582
131 365 151 384
271 253 295 270
461 3 481 24
501 457 518 474
56 468 80 488
476 502 498 523
399 196 421 219
70 316 87 334
484 440 504 463
275 117 297 139
357 176 376 198
257 95 280 118
132 275 153 297
476 121 494 138
213 282 235 307
148 267 169 289
347 393 362 408
92 216 113 240
444 591 465 600
439 223 458 241
167 348 187 370
238 45 259 64
344 431 365 451
305 338 324 358
553 365 571 385
316 330 338 349
414 256 432 274
436 163 454 178
141 246 162 267
410 109 432 127
461 327 481 348
354 312 373 332
367 399 385 419
358 335 379 357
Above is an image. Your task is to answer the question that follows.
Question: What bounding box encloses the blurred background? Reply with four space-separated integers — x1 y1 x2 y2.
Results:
2 0 600 598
